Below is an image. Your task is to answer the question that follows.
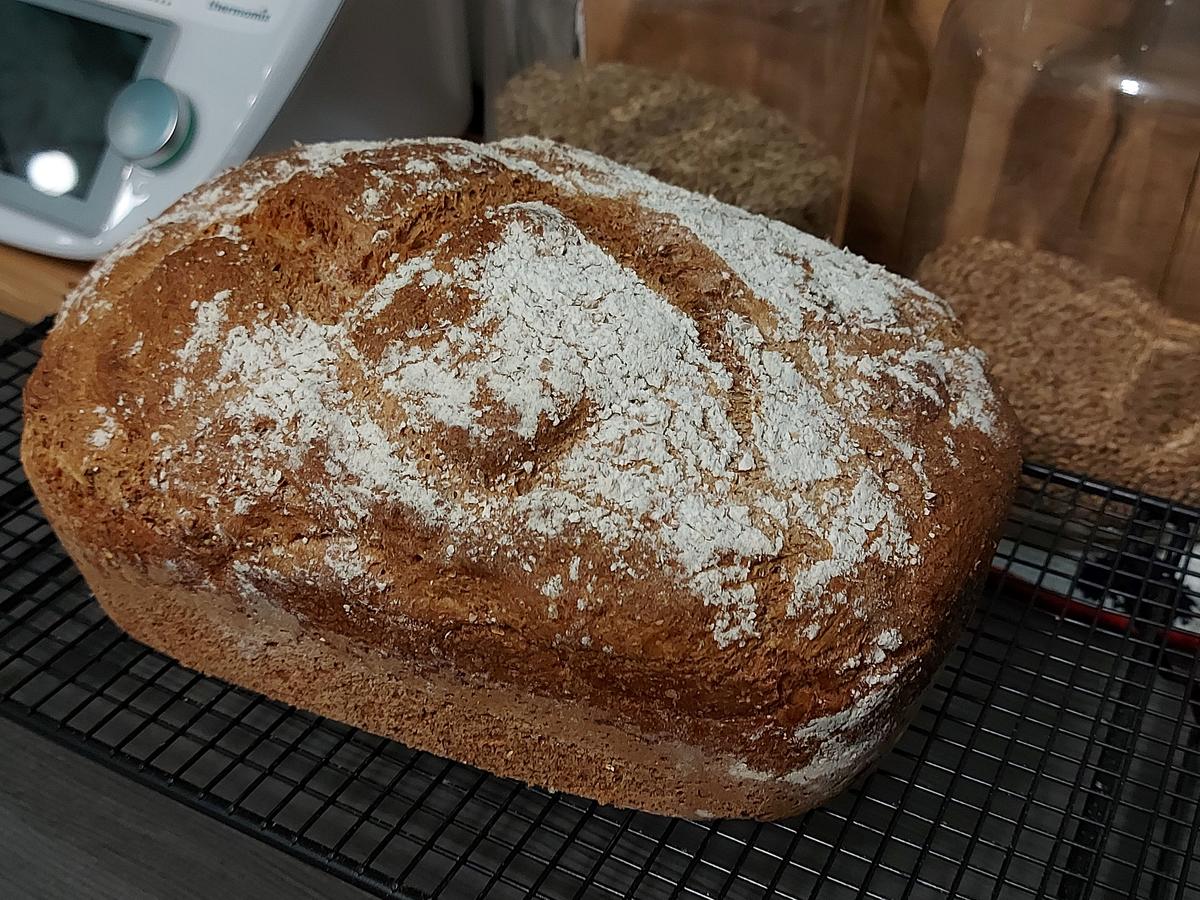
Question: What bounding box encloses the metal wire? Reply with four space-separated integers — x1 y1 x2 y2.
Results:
1 319 1197 900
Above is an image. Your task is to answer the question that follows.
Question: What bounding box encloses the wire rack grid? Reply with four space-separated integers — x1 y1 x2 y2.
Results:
1 319 1198 900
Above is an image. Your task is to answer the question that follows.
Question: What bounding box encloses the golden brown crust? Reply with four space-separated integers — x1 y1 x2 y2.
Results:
23 139 1019 818
72 550 914 820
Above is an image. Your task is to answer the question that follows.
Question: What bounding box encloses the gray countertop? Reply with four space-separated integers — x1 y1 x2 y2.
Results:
0 716 371 900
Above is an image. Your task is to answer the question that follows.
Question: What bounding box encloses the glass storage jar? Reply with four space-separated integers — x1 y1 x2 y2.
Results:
902 0 1200 319
482 0 884 242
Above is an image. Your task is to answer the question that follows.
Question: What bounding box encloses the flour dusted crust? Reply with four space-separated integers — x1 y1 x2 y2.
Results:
23 138 1019 819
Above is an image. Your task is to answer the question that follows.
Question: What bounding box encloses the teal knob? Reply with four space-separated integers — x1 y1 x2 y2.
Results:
106 79 192 168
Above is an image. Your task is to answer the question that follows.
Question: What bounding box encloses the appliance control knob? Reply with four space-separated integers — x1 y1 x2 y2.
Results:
106 79 192 168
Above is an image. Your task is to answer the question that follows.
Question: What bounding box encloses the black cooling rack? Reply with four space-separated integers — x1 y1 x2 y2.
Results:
1 318 1198 900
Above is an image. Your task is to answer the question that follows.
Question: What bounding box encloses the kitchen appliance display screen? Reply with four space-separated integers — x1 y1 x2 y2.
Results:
0 0 147 201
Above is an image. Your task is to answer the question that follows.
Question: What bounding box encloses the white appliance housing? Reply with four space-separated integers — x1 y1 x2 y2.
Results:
0 0 472 259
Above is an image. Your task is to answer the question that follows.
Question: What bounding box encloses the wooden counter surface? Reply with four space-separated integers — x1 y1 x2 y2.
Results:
0 244 88 324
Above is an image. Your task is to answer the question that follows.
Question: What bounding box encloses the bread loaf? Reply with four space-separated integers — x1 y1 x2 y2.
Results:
22 138 1019 820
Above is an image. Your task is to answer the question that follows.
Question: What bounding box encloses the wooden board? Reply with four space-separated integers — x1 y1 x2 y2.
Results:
0 244 87 323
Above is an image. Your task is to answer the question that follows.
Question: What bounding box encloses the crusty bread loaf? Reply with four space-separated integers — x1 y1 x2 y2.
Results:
919 238 1200 505
22 138 1019 819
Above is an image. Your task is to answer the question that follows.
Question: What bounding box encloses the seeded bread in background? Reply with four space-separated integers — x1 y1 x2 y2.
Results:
24 138 1018 820
495 62 842 237
918 238 1200 505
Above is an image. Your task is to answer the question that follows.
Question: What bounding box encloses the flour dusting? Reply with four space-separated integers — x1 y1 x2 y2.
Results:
89 136 1008 657
88 406 116 449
